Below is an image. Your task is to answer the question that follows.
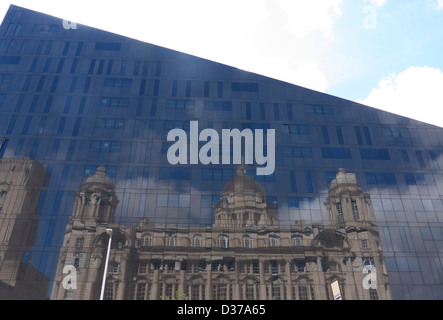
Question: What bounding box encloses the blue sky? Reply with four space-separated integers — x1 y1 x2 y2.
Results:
1 0 443 126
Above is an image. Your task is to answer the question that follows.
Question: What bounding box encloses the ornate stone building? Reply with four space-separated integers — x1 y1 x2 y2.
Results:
50 165 391 300
0 158 50 299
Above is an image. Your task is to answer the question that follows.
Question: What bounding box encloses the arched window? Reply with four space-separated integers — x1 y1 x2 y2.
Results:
336 202 344 222
351 200 360 221
168 235 177 247
193 235 202 247
243 235 253 248
269 234 279 247
219 235 229 249
293 235 303 246
142 234 152 247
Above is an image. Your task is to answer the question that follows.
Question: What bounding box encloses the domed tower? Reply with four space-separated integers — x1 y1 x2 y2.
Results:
72 165 118 224
213 163 277 228
51 166 120 300
324 168 374 225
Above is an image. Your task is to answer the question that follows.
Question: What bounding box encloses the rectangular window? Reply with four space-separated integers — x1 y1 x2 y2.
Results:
289 171 297 193
217 81 223 98
305 104 332 114
245 103 251 120
104 78 132 87
204 100 232 111
166 99 194 110
100 97 129 107
106 60 113 75
321 148 352 159
62 41 70 55
282 147 312 158
336 126 344 145
231 82 258 92
363 127 372 145
305 172 313 193
281 124 309 135
260 103 266 120
0 56 20 64
287 103 293 121
322 126 330 144
186 80 191 97
416 150 426 169
90 141 121 153
365 172 397 185
95 42 121 51
56 58 64 73
204 81 209 97
273 103 279 121
360 149 390 160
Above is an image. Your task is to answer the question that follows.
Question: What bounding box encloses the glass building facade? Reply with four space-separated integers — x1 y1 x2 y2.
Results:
0 5 443 300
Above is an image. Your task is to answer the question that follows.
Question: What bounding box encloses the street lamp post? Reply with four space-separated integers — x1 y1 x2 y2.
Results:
100 228 113 300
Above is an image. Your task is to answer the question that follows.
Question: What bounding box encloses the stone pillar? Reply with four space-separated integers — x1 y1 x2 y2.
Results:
259 260 267 300
286 260 293 300
206 261 212 300
151 269 159 300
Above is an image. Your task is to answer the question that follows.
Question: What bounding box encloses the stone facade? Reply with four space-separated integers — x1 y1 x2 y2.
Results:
50 165 391 300
0 158 50 299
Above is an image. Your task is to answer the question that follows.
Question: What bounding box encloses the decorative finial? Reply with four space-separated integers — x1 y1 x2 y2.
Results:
237 157 246 176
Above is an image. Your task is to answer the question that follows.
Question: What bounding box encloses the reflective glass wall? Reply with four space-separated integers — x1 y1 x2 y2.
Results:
0 5 443 300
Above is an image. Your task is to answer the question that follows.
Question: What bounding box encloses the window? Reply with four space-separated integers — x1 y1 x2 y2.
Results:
293 235 303 246
159 167 191 180
269 235 279 247
383 127 410 139
168 236 177 247
90 141 121 153
141 235 152 247
243 235 253 248
231 82 258 92
336 202 344 222
166 99 194 110
321 148 352 159
104 78 132 87
100 97 129 107
405 173 434 186
0 56 20 64
75 238 84 250
193 235 203 248
360 149 390 160
202 168 233 181
204 100 232 111
351 200 360 221
95 118 125 129
305 104 332 114
295 261 306 273
281 124 309 135
219 235 229 249
95 42 121 51
365 172 397 185
156 194 190 208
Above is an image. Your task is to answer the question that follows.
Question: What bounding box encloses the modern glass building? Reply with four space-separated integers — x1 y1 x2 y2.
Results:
0 5 443 300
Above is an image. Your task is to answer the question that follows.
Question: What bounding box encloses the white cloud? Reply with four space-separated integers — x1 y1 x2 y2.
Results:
267 0 343 39
438 0 443 8
2 0 340 92
363 0 387 7
359 66 443 127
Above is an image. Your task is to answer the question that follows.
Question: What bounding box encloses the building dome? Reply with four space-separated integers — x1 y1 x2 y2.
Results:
82 166 115 190
221 163 266 197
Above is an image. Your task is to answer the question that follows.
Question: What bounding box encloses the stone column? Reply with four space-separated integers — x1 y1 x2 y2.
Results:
151 269 159 300
259 260 267 300
286 260 293 300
